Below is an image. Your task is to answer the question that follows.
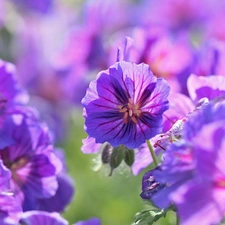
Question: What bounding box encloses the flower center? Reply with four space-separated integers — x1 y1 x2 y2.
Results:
118 98 141 124
4 156 30 186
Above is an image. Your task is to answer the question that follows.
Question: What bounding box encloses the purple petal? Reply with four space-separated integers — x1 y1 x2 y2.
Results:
187 74 225 102
81 137 102 154
20 211 68 225
132 143 152 175
73 217 101 225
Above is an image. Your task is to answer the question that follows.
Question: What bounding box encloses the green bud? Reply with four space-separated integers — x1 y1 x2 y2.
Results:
101 143 113 164
109 146 125 176
124 148 135 166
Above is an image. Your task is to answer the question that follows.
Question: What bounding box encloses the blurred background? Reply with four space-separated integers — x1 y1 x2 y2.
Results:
1 0 225 224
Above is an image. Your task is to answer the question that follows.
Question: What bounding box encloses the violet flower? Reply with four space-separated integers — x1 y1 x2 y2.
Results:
187 74 225 103
11 0 54 14
0 160 22 225
149 103 225 225
0 112 62 211
82 61 170 148
37 149 74 213
0 60 29 109
20 211 68 225
73 217 101 225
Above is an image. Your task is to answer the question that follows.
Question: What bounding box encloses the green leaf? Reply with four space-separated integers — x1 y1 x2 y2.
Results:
132 206 173 225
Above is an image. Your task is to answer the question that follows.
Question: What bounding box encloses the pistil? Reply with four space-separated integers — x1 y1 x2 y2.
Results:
118 98 141 124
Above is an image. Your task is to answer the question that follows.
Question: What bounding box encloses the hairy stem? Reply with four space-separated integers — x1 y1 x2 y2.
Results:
146 139 158 167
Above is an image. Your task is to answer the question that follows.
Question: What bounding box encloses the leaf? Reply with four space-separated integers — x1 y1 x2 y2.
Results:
132 206 173 225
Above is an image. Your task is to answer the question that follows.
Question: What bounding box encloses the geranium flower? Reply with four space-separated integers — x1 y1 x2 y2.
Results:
82 61 170 148
0 111 62 211
150 103 225 225
0 160 22 225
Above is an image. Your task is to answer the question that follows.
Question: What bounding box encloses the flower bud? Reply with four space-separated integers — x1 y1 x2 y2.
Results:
109 146 125 176
124 148 134 167
101 143 113 164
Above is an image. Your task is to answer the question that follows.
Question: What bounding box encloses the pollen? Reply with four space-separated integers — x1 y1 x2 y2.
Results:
118 98 142 124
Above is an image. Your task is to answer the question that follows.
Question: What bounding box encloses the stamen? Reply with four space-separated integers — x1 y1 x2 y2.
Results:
123 112 128 124
118 99 142 124
129 109 133 117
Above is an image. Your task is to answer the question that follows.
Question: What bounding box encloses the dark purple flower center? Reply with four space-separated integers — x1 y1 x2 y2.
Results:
117 98 141 124
0 149 29 186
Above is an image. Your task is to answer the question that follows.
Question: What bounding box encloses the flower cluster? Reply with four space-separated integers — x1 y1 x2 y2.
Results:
2 0 225 224
0 60 78 224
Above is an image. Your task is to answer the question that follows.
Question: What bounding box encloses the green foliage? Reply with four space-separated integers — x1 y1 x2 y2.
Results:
132 205 174 225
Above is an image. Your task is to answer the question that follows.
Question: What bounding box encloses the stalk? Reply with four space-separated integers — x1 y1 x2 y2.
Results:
146 139 158 167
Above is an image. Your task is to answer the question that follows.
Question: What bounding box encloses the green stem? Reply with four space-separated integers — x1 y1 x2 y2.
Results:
146 139 158 167
176 213 180 225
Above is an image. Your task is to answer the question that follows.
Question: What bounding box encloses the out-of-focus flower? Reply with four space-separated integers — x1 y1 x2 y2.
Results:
0 60 29 129
0 160 22 225
10 0 54 14
162 92 194 132
82 61 170 148
73 217 101 225
137 0 212 32
150 103 225 225
0 60 29 109
20 211 68 225
37 149 74 213
193 40 225 77
0 112 62 211
187 74 225 103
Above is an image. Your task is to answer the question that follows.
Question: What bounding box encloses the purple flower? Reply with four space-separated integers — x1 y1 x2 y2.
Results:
150 103 225 225
187 74 225 103
0 60 29 109
0 160 22 225
0 111 62 211
37 149 74 213
82 61 170 148
137 0 211 31
162 92 194 132
140 166 166 200
20 211 68 225
73 217 101 225
11 0 54 14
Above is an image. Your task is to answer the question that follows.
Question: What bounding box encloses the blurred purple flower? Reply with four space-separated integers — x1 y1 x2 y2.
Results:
137 0 212 32
82 61 170 148
187 74 225 103
162 92 194 132
0 112 62 211
20 211 68 225
37 149 74 213
150 103 225 225
73 217 101 225
0 160 22 225
0 60 29 109
11 0 54 14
